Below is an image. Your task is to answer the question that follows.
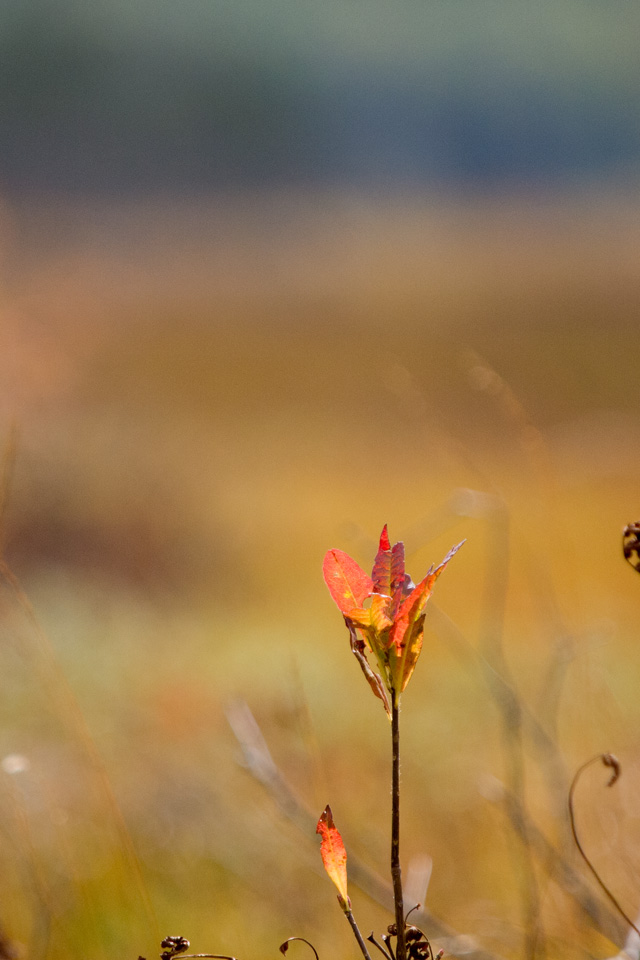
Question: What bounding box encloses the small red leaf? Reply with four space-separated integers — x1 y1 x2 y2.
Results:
391 540 465 657
323 550 373 615
390 576 434 657
372 539 392 595
316 805 349 905
379 524 390 551
390 540 413 605
394 540 465 690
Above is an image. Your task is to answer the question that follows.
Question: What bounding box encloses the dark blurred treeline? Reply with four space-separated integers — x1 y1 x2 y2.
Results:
0 0 639 195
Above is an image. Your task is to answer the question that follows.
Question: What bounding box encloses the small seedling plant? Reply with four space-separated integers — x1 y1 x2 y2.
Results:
320 525 464 960
141 525 464 960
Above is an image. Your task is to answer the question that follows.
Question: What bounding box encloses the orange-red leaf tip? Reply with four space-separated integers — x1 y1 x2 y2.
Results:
379 524 390 551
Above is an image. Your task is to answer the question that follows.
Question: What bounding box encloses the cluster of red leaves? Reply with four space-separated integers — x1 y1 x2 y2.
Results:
323 525 463 714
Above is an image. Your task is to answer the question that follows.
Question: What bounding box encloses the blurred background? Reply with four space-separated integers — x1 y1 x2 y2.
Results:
0 2 639 959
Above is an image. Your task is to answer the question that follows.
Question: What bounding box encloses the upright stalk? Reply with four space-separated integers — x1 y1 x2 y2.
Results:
345 907 374 960
391 693 407 960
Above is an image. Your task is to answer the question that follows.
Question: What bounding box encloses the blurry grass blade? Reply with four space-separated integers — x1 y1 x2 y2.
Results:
225 699 278 785
0 423 18 554
404 854 433 913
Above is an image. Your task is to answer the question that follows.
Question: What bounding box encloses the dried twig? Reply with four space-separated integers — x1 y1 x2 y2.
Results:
568 754 640 939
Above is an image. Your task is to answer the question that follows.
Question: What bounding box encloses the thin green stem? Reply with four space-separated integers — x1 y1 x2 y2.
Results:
391 693 407 960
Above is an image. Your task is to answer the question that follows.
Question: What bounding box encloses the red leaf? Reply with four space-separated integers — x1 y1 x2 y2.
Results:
379 524 390 551
316 805 349 905
393 540 466 690
323 550 373 615
391 540 466 655
372 536 392 596
390 541 413 606
390 575 434 657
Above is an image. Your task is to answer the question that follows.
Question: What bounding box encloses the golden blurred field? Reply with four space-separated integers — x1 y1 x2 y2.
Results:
0 188 639 960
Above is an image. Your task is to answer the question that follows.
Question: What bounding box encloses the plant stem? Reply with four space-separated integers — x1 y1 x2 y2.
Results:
568 753 640 938
391 694 407 960
344 908 374 960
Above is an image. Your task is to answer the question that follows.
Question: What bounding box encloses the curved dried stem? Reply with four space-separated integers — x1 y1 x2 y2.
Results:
404 905 421 924
568 753 640 938
279 938 320 960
